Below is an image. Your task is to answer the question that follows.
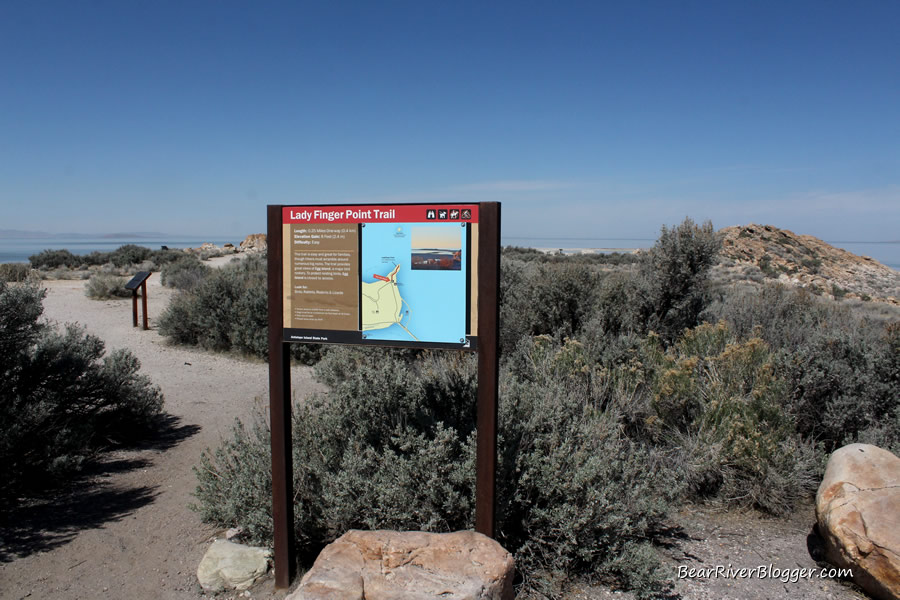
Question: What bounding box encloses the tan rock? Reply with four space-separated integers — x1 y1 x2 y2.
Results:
816 443 900 600
239 233 267 253
287 530 515 600
197 539 271 592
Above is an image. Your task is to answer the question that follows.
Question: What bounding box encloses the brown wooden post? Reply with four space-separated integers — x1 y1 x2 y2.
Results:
141 280 149 330
476 202 500 538
268 205 296 588
132 290 139 327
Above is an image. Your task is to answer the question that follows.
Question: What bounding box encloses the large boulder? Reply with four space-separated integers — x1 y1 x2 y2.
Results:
816 443 900 600
239 233 267 253
197 539 271 592
287 530 515 600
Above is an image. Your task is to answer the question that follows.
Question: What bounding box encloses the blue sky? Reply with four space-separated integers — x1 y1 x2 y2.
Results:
1 1 898 242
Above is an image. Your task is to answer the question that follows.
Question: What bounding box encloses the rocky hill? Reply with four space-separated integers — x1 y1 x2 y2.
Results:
716 224 899 304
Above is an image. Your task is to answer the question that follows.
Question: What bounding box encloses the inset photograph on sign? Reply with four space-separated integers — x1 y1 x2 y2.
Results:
411 226 462 271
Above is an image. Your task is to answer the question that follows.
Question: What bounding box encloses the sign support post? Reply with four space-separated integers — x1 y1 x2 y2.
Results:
267 205 296 589
475 202 500 537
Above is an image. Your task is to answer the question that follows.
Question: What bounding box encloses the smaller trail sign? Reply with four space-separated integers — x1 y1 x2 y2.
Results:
281 204 480 350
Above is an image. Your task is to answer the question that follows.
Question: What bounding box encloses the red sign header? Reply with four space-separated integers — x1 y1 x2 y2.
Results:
283 204 479 224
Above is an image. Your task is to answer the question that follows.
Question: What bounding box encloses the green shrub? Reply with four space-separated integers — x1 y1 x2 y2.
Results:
499 258 601 353
0 263 32 282
109 244 152 267
84 272 131 299
0 280 163 500
194 345 679 597
29 248 80 269
29 244 180 272
649 322 821 514
636 218 721 343
158 254 327 363
502 246 641 266
703 282 857 351
161 255 211 291
780 328 899 453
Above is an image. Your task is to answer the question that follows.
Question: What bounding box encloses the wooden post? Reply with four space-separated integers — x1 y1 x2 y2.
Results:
475 202 500 538
132 290 139 327
268 205 296 588
141 281 149 330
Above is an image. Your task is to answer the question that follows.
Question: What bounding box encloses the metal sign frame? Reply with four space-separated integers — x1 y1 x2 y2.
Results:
266 202 500 588
124 271 152 330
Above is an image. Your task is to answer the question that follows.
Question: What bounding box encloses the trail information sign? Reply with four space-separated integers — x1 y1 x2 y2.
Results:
281 204 479 349
267 202 499 589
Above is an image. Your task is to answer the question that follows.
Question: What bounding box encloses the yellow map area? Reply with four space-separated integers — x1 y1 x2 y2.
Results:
360 264 418 340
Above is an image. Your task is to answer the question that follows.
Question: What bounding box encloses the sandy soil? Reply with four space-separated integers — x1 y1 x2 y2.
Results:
0 257 872 599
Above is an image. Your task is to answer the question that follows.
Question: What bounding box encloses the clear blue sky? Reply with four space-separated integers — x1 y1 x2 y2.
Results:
1 1 898 241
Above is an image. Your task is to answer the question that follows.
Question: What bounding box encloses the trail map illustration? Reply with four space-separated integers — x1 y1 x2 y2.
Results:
361 222 468 345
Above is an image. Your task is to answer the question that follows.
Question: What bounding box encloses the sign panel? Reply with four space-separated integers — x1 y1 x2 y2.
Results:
282 204 479 350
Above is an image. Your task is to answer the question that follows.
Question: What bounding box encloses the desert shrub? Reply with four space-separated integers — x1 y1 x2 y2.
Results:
496 341 679 596
499 258 601 353
702 283 850 351
0 263 32 282
779 327 899 453
648 322 821 514
158 254 327 362
502 246 641 266
0 280 163 500
29 245 181 272
195 344 679 597
588 272 645 340
84 272 131 299
159 255 263 353
161 255 212 291
636 218 721 343
149 248 187 266
29 248 80 269
109 244 152 267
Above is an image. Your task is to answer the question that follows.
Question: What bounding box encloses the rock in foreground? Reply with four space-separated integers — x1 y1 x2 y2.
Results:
288 530 514 600
816 443 900 600
197 538 271 592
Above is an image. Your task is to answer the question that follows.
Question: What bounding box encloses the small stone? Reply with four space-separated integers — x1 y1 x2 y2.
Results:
197 539 271 592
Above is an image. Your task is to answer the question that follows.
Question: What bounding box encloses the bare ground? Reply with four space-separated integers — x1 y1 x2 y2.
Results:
0 258 873 600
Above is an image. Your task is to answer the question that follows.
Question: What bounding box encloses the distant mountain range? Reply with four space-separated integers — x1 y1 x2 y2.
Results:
0 229 171 239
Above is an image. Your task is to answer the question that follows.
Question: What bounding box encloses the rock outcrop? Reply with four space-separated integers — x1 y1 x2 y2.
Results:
816 443 900 600
287 530 515 600
197 539 271 592
239 233 267 253
718 224 899 304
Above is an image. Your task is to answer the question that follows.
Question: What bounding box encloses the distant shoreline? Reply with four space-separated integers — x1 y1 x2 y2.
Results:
0 237 241 264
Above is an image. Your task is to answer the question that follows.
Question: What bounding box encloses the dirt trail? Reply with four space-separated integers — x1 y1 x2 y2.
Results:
1 260 321 600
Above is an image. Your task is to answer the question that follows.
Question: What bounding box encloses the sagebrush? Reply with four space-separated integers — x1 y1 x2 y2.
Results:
0 280 164 501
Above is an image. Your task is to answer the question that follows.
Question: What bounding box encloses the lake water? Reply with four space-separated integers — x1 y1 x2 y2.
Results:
1 236 897 271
